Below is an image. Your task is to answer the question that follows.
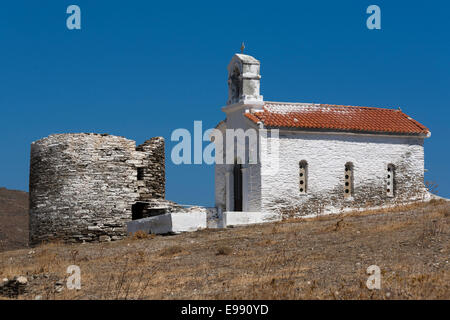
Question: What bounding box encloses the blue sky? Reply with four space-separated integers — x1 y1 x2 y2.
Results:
0 0 449 206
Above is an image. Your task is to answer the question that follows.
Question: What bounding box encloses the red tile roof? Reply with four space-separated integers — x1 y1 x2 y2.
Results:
244 102 429 135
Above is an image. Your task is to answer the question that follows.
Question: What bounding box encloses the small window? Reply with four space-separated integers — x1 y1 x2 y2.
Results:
299 160 308 194
386 164 395 197
137 168 145 181
344 162 353 198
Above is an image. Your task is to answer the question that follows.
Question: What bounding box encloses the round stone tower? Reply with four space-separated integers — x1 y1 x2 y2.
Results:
29 133 144 244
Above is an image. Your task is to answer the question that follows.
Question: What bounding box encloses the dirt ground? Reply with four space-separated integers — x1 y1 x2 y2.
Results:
0 199 449 300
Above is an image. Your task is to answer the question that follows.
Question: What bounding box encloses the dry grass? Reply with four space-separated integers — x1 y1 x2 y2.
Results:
0 199 449 300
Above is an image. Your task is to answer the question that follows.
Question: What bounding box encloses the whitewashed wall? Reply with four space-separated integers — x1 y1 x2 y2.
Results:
215 105 263 212
260 131 429 216
215 108 429 217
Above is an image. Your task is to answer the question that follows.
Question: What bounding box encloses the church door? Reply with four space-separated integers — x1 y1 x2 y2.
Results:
233 164 243 211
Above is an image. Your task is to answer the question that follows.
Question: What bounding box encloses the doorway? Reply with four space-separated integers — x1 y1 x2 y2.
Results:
233 163 243 211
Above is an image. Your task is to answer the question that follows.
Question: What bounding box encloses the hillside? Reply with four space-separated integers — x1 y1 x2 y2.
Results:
0 199 448 300
0 187 29 252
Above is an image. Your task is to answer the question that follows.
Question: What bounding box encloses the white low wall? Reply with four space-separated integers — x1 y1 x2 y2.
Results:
127 211 207 235
223 211 280 227
128 198 445 236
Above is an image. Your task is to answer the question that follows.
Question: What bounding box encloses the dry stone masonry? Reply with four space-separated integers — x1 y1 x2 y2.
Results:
136 137 165 200
29 133 170 245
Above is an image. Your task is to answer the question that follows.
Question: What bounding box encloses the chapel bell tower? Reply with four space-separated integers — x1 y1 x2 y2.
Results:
226 54 263 106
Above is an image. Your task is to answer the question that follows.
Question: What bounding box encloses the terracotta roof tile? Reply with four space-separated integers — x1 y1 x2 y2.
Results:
244 102 429 135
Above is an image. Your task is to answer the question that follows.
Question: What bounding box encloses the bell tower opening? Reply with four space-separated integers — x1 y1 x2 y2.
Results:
226 53 263 106
229 66 241 104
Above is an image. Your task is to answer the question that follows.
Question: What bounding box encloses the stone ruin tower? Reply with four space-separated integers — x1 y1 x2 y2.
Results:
29 133 168 245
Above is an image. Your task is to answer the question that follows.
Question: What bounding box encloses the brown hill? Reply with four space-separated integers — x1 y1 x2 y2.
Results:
0 199 448 299
0 187 29 252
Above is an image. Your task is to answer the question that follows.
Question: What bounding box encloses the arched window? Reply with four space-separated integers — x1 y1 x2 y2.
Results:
229 66 241 103
386 164 395 197
344 162 353 198
299 160 308 194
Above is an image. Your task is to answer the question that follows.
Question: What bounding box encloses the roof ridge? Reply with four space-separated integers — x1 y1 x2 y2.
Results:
264 101 398 111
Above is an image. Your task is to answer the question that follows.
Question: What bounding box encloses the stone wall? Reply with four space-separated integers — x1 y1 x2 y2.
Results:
29 133 166 245
136 137 165 200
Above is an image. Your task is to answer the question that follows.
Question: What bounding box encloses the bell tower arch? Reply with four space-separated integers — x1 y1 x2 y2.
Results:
226 54 263 106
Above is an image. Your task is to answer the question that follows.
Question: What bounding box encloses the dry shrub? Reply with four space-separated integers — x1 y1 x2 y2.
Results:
339 199 447 220
129 230 154 241
429 201 450 217
134 250 147 264
425 181 438 194
99 258 157 300
428 198 446 206
34 249 61 274
216 246 232 256
418 219 445 247
424 219 445 237
242 249 305 299
333 219 347 231
317 217 350 233
70 250 79 263
159 245 183 256
34 240 65 250
257 239 276 246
